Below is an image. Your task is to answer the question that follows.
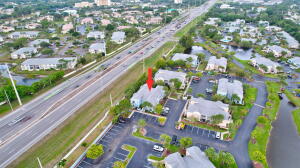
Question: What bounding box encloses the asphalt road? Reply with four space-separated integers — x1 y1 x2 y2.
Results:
0 1 217 167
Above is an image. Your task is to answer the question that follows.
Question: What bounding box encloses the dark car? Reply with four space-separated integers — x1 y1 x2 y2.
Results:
278 92 283 100
118 117 126 123
171 135 178 145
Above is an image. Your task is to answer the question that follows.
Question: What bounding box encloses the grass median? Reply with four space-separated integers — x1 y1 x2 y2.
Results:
10 41 177 168
248 81 281 168
284 90 300 135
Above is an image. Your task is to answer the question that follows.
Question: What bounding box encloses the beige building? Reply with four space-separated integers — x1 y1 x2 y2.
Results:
95 0 111 6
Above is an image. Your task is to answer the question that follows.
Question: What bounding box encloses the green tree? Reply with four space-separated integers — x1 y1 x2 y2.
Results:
141 101 152 109
179 137 193 149
231 94 241 104
86 144 104 159
106 24 115 31
113 160 126 168
179 35 194 50
257 116 268 125
252 150 266 163
155 104 163 114
137 119 147 130
158 117 166 126
159 134 171 147
41 48 54 55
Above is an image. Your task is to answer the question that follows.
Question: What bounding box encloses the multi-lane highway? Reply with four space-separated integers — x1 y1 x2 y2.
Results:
0 1 216 167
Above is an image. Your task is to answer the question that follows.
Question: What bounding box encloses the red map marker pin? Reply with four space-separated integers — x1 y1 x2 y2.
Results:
146 68 153 91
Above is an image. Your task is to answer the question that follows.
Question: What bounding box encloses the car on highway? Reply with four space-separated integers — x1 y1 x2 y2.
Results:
153 144 164 152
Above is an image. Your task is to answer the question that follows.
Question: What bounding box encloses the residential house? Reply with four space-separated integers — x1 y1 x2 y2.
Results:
101 19 111 26
11 47 38 59
29 39 50 48
220 4 234 9
21 57 77 71
62 23 74 34
204 18 220 26
8 31 39 39
205 56 227 72
184 97 231 128
174 0 183 4
154 69 187 89
111 31 126 44
0 26 15 33
37 15 54 22
87 31 105 39
258 21 269 27
0 36 3 43
63 9 78 16
164 146 215 168
89 42 106 55
264 45 292 57
95 0 111 6
250 56 281 73
25 23 41 30
81 17 94 25
288 57 300 69
171 53 199 67
75 2 93 8
146 17 163 25
130 84 165 111
265 26 282 32
277 31 299 49
217 78 244 104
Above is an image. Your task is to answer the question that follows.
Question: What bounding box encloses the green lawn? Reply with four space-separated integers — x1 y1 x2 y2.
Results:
148 155 164 161
132 131 160 143
174 15 205 38
248 81 281 168
292 109 300 135
11 42 176 167
167 144 180 153
284 90 300 107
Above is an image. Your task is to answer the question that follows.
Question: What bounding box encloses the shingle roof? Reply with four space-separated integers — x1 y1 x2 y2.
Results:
207 56 227 68
217 78 243 100
131 84 165 106
112 31 125 41
29 39 49 47
89 42 106 51
186 97 230 120
21 57 76 65
251 56 279 67
154 69 186 83
12 47 36 55
172 53 198 62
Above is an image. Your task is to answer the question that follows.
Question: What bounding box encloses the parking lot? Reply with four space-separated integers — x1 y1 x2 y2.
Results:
182 125 217 139
189 75 217 100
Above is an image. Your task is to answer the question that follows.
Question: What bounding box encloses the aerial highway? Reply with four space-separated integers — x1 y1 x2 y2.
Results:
0 0 216 167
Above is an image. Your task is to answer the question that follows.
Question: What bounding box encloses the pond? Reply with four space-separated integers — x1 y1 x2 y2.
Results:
0 66 40 86
221 44 263 61
267 94 300 168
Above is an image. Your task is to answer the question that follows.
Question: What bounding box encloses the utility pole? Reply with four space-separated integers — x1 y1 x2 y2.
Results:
37 157 43 168
6 64 22 106
4 89 13 111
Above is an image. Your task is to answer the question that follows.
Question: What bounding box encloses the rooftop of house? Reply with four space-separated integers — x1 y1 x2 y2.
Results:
29 39 49 46
112 31 126 41
207 56 227 67
131 84 165 107
251 56 280 67
186 97 230 120
278 31 299 48
172 53 198 62
164 146 215 168
89 42 106 50
12 47 37 55
217 78 243 99
266 45 291 53
154 69 187 83
21 57 76 65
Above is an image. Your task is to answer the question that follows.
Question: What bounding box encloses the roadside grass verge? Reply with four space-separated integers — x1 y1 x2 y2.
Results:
248 81 281 168
292 109 300 135
174 15 205 38
132 131 160 143
284 90 300 107
11 41 177 168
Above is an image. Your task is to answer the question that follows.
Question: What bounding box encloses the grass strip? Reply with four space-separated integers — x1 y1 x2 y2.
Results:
148 155 164 161
132 131 160 143
248 81 281 168
122 144 137 161
284 90 300 107
11 41 176 168
292 109 300 135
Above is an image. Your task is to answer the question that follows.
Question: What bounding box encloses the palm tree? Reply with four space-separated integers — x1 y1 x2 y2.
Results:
137 119 147 132
159 134 171 147
179 137 193 149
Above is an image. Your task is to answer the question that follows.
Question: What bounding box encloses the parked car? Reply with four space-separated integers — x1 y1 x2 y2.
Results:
153 144 164 152
215 132 221 139
118 117 126 123
278 92 283 100
206 88 213 94
171 135 178 145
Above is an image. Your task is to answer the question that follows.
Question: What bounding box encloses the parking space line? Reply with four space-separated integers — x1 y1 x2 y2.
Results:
82 160 93 165
208 130 210 137
196 128 199 135
113 157 124 161
113 124 123 129
117 152 128 157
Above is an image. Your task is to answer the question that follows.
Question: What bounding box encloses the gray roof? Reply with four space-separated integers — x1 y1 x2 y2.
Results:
10 31 39 37
29 39 49 47
154 69 186 83
186 97 230 120
217 78 243 100
21 57 76 65
12 47 37 55
164 146 215 168
87 31 105 38
288 57 300 66
111 31 125 41
89 42 106 51
267 45 290 53
207 56 227 68
278 31 299 49
131 84 165 106
250 56 279 67
172 53 198 62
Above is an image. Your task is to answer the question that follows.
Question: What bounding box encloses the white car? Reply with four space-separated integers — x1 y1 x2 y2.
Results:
215 132 221 139
153 145 164 152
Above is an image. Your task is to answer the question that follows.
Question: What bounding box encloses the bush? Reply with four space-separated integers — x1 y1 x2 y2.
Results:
86 144 104 159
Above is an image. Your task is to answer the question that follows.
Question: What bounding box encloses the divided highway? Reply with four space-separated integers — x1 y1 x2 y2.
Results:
0 1 216 167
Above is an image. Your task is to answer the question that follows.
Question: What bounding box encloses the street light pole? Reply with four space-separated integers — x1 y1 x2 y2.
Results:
4 89 13 111
6 64 22 106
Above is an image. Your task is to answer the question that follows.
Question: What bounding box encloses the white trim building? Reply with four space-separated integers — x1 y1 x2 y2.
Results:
21 57 77 71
